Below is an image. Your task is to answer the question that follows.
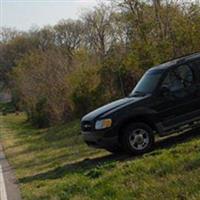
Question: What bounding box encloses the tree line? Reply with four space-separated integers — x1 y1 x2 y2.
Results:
0 0 200 127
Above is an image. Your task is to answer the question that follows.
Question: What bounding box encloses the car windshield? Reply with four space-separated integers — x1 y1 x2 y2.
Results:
130 69 164 97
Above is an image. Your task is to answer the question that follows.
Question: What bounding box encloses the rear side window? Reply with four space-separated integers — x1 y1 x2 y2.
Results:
176 65 193 87
193 60 200 70
162 65 194 92
162 64 194 97
190 60 200 81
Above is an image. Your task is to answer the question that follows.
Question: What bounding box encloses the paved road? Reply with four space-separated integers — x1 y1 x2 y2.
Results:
0 114 21 200
0 144 21 200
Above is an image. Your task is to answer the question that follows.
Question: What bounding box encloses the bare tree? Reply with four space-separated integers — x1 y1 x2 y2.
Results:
82 3 115 61
54 19 84 64
0 27 21 44
36 26 55 51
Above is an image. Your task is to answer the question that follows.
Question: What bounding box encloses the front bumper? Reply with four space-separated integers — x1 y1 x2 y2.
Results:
82 128 119 149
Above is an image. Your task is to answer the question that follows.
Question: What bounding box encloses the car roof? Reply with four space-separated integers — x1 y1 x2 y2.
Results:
151 52 200 71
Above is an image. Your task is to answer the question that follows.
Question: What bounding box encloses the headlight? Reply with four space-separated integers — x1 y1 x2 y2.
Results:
95 119 112 130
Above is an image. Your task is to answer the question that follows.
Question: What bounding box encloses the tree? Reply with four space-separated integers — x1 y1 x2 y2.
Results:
82 3 115 62
54 19 84 66
0 27 20 44
13 50 72 127
1 0 200 127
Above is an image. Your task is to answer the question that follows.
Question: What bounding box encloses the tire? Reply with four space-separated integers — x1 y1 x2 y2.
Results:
122 123 155 155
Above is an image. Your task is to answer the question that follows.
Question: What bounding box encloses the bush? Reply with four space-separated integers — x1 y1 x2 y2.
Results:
68 65 102 117
12 50 72 126
0 102 16 115
28 98 50 128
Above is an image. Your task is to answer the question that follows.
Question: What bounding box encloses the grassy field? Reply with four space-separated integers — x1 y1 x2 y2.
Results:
1 113 200 200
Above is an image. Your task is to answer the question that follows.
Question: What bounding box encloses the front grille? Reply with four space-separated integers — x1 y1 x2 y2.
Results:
81 121 93 132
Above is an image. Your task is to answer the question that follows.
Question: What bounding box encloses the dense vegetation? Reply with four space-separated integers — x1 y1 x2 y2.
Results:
1 113 200 200
1 0 200 127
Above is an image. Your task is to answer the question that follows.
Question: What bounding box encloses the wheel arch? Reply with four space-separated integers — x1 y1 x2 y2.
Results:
118 115 158 142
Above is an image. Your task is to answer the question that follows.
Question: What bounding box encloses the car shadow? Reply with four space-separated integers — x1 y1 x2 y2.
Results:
19 127 200 184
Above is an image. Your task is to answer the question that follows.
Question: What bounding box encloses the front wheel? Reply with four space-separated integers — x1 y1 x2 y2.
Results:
122 123 155 155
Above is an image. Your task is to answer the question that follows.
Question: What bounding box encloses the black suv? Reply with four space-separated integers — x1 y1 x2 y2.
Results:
81 53 200 154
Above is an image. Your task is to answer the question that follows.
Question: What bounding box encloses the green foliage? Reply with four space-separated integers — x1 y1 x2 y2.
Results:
29 98 50 128
69 65 102 117
0 102 16 115
12 50 72 126
1 0 200 126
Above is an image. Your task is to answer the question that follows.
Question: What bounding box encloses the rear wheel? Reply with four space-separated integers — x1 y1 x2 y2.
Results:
122 123 155 154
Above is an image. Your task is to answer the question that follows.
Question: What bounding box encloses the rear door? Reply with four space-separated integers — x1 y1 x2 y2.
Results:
154 63 198 130
190 59 200 114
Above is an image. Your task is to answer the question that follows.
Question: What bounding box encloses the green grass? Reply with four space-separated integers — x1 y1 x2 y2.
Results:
1 113 200 200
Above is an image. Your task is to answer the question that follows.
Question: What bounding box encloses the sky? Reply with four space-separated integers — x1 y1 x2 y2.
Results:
0 0 101 31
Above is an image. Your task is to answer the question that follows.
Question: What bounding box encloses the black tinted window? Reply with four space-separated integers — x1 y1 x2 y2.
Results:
191 60 200 80
162 65 194 96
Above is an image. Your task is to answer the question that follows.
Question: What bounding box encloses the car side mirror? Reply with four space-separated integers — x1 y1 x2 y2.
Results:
160 86 170 96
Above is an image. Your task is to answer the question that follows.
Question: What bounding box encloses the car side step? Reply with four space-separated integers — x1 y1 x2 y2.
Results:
161 120 200 137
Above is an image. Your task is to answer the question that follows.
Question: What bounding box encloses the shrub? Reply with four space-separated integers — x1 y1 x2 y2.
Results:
0 102 16 115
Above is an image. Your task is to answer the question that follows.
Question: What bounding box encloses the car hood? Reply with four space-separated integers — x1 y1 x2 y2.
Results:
82 96 147 121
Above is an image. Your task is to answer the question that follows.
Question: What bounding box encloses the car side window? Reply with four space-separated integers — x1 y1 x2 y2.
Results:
162 65 194 97
191 60 200 81
176 65 193 88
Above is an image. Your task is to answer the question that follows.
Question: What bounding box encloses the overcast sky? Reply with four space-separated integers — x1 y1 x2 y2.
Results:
0 0 102 31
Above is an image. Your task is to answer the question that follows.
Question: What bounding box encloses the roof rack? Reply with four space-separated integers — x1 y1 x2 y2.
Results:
172 51 200 60
160 51 200 66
